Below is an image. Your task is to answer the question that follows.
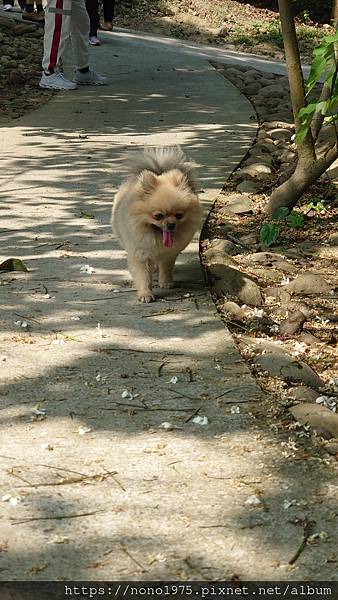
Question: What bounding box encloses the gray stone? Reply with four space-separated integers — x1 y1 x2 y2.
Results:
255 353 324 389
245 82 261 96
236 164 272 180
290 403 338 439
285 273 331 295
287 386 319 403
222 194 254 214
223 301 246 320
245 155 273 166
279 310 306 336
263 121 294 131
209 264 263 306
259 84 288 98
267 128 293 141
236 180 259 193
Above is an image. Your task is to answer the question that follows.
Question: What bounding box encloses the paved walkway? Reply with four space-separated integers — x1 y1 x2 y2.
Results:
0 30 334 581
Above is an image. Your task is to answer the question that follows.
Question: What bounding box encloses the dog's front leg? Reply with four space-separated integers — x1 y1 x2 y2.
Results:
128 256 155 303
158 256 176 289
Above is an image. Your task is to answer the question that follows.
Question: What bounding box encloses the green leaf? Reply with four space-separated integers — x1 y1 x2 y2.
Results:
0 258 28 272
287 212 304 229
260 223 280 247
272 207 289 221
80 210 95 219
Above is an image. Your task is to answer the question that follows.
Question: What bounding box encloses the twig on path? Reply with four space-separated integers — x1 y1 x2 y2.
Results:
119 543 148 573
167 388 199 402
94 347 185 356
14 313 41 324
7 469 34 487
13 470 118 489
100 402 195 413
214 388 236 400
10 509 106 525
184 406 202 423
288 517 314 565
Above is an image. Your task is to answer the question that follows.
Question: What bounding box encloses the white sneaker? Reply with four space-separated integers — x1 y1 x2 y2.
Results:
4 3 13 10
89 36 101 46
39 72 77 90
74 69 107 86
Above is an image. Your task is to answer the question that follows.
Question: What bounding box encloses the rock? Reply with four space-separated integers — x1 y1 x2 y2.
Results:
290 403 338 439
323 441 338 457
279 310 307 336
209 264 263 306
285 274 331 295
259 84 288 98
245 154 273 167
13 23 38 35
267 128 293 141
238 335 285 355
207 238 235 255
203 248 237 267
329 232 338 245
299 331 321 345
223 301 246 321
278 150 296 163
254 353 324 389
8 71 25 85
245 82 261 96
238 164 272 179
239 233 259 245
222 194 254 214
236 180 259 193
287 386 319 403
263 121 295 131
217 25 230 37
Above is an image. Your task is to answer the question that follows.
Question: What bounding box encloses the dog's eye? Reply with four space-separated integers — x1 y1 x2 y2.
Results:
175 213 183 220
153 213 164 221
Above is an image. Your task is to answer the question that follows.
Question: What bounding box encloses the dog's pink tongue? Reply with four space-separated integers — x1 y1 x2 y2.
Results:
163 229 173 248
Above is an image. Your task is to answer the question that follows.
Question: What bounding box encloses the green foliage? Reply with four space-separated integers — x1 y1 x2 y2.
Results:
260 223 280 247
308 199 327 212
260 206 305 246
287 212 305 228
296 30 338 143
272 206 290 221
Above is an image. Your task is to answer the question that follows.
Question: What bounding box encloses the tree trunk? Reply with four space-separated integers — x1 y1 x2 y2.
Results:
265 0 319 214
332 0 338 24
266 146 338 214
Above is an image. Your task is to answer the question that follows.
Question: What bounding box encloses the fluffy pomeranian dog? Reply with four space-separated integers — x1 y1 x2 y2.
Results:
112 146 202 303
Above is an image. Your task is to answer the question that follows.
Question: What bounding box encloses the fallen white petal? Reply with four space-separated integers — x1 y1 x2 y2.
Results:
245 494 261 506
192 415 208 426
78 426 91 436
168 376 178 384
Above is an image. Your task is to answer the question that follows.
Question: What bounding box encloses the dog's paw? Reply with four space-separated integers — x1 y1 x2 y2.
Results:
159 281 174 289
138 293 155 303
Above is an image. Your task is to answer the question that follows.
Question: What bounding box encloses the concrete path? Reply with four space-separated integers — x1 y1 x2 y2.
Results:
0 30 334 581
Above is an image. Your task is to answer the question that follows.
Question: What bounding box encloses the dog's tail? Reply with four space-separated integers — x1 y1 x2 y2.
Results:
126 146 197 191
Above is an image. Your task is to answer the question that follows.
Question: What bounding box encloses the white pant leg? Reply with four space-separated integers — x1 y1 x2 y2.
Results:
70 0 90 71
42 0 72 72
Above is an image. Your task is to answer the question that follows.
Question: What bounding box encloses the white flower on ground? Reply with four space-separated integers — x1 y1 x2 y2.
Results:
168 376 178 384
78 426 91 436
192 415 208 426
245 494 261 506
80 264 95 274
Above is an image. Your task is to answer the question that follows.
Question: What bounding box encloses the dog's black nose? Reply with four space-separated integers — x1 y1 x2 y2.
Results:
166 222 175 231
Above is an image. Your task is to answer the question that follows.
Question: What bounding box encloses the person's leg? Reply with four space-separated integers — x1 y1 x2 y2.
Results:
40 0 77 89
102 0 114 27
3 0 14 10
22 0 44 22
85 0 99 37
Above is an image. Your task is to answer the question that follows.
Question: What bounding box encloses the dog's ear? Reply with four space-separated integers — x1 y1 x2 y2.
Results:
138 170 160 194
167 169 189 189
